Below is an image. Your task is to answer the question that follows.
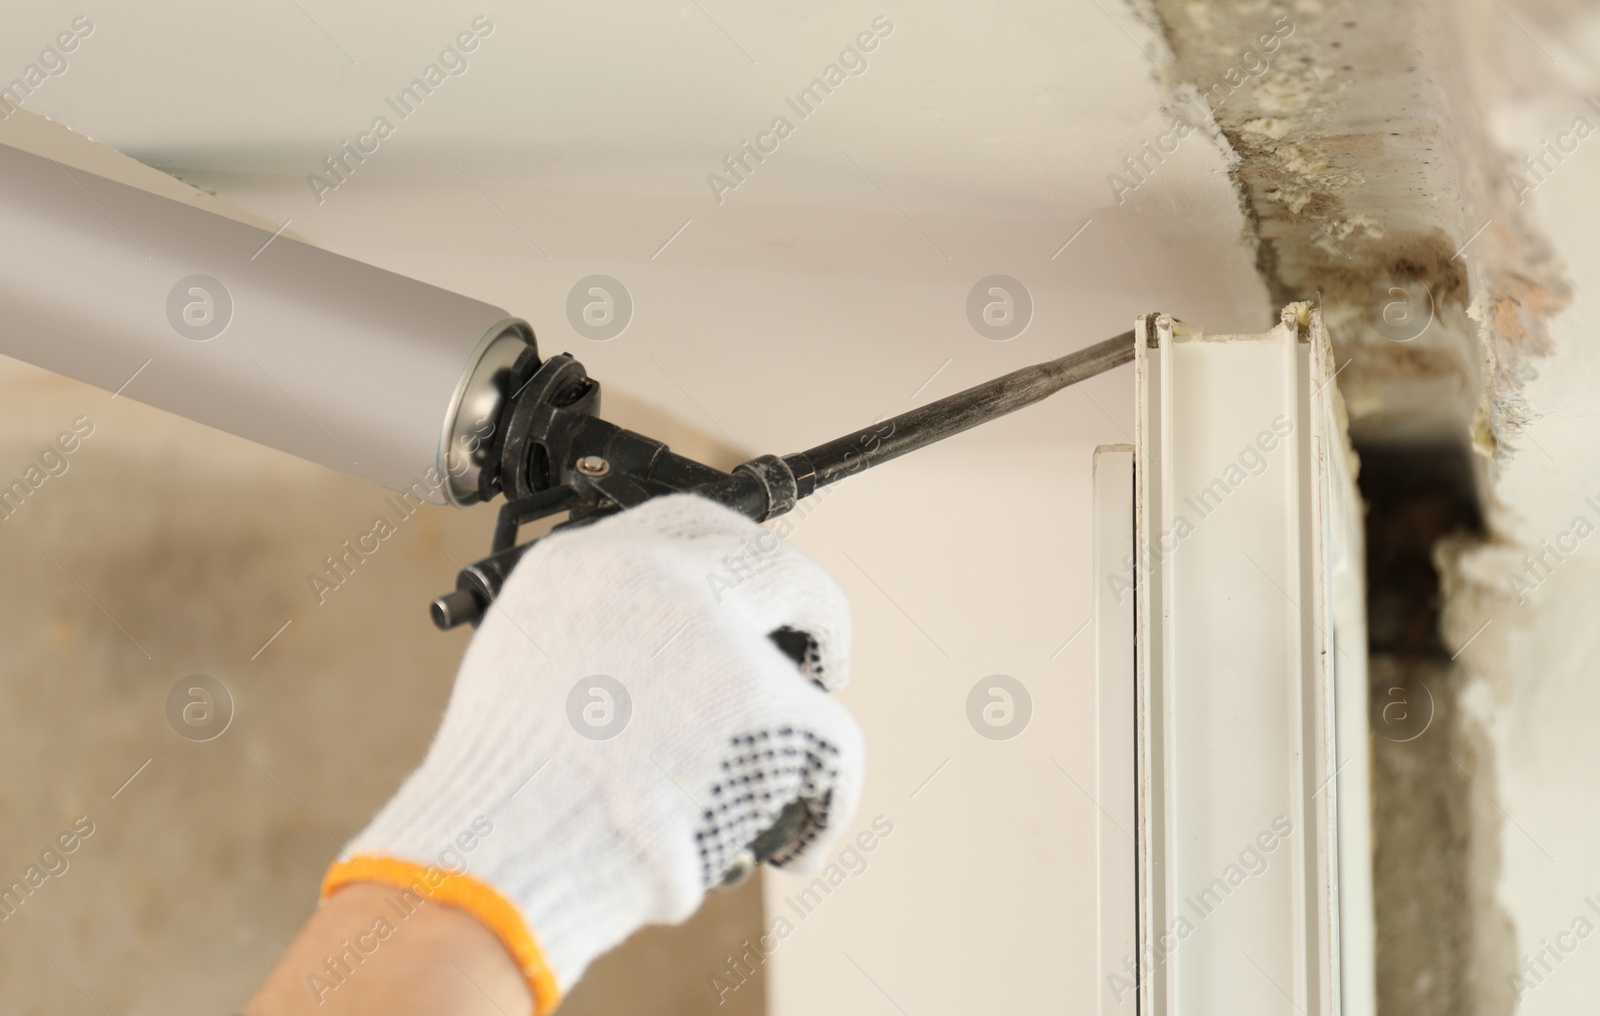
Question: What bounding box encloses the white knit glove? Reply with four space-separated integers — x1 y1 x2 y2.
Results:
324 494 862 1012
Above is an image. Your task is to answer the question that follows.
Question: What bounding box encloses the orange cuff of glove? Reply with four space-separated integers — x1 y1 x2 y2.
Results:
322 855 562 1014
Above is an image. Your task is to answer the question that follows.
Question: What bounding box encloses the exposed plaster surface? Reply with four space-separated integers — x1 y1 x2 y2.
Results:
1142 0 1568 471
1441 542 1600 1014
1478 26 1600 545
1355 442 1506 1016
1368 655 1509 1015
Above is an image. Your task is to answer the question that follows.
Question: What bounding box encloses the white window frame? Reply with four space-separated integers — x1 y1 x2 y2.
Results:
1095 306 1373 1015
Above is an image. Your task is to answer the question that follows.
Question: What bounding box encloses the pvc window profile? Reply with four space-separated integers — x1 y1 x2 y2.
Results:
1094 307 1373 1016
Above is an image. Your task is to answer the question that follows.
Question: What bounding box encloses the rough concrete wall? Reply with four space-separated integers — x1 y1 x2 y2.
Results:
1441 539 1600 1012
1359 448 1507 1016
1137 0 1566 457
0 365 762 1015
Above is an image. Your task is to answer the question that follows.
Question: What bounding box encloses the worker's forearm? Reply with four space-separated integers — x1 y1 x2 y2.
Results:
246 882 531 1016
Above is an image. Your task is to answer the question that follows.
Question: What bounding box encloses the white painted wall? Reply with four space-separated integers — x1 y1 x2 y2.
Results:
0 2 1271 1011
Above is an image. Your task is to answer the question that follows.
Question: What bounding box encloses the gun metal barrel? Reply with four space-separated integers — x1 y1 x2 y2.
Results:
0 141 529 505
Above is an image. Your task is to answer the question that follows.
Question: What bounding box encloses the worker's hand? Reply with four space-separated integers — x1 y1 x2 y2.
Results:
323 494 862 1012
